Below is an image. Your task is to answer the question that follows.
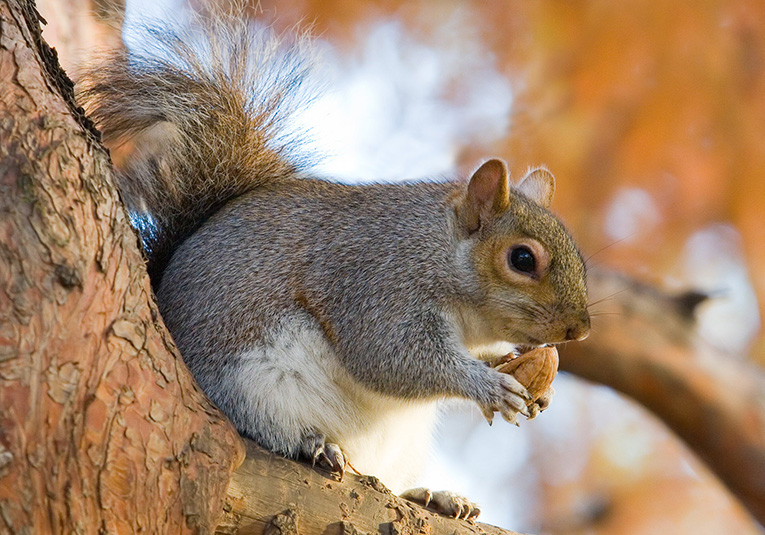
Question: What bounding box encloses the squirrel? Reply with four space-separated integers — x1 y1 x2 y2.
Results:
77 10 590 519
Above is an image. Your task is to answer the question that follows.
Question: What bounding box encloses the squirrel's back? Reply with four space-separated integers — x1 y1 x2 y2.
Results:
77 14 314 283
156 176 463 367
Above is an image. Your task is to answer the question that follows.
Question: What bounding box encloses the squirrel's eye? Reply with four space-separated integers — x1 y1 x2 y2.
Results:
509 246 536 275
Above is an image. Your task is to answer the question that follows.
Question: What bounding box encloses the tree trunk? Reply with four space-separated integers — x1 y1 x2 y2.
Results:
0 1 244 533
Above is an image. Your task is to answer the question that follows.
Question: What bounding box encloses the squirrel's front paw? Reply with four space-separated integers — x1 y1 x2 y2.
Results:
480 372 531 426
401 488 481 520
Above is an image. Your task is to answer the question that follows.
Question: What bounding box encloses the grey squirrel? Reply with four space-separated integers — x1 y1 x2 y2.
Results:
78 11 589 519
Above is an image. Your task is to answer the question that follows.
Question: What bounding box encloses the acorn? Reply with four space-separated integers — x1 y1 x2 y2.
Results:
495 346 559 404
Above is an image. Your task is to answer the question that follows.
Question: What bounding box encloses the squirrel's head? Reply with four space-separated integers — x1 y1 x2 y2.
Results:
455 159 590 347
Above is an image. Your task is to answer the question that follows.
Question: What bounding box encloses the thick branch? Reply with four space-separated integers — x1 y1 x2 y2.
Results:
217 440 524 535
560 268 765 525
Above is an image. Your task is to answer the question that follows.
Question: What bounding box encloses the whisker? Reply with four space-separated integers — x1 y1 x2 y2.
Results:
588 311 623 318
587 288 629 309
583 235 636 267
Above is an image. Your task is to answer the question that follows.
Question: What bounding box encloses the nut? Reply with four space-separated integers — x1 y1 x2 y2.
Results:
495 346 559 403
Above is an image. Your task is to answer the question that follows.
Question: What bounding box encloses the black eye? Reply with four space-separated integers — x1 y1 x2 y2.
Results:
509 246 536 274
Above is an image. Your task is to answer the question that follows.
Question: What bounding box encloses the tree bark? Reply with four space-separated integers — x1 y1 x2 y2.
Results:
0 1 244 534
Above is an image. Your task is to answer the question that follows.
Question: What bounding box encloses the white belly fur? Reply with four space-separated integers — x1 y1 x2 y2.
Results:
230 315 438 493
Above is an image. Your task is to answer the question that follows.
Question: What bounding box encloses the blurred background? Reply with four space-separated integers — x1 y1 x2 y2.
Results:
39 0 765 533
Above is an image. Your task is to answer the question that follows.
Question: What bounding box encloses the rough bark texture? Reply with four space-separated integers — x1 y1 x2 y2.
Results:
217 440 524 535
560 268 765 526
0 1 244 534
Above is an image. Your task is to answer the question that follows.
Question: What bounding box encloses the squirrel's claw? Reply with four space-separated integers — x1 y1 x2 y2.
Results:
315 442 346 480
304 433 347 480
499 373 532 402
401 487 432 508
479 371 540 426
500 410 520 427
482 406 495 426
526 385 555 420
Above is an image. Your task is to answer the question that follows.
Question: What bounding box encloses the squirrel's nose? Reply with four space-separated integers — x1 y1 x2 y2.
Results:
565 314 590 341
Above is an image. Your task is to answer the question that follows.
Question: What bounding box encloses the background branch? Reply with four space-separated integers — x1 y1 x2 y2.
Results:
561 268 765 525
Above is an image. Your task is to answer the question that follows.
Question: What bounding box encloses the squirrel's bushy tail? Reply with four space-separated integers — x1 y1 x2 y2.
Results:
77 12 313 282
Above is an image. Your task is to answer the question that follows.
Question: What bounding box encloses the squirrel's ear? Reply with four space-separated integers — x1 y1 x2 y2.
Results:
458 159 510 233
516 167 555 208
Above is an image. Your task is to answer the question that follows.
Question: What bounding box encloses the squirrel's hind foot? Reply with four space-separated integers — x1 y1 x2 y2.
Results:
401 488 481 520
301 432 347 480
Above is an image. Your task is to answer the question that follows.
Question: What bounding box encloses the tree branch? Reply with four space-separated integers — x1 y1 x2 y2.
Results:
216 440 524 535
